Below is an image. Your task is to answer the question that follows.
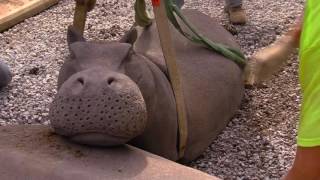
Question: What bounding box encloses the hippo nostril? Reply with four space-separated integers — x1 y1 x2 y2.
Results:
107 77 115 85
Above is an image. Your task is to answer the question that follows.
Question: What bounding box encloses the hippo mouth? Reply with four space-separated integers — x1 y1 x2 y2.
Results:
49 68 148 146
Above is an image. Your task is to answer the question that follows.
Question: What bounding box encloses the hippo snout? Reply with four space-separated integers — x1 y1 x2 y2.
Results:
49 68 147 146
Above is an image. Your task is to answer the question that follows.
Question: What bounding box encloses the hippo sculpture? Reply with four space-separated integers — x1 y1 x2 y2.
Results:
0 61 12 90
49 6 244 162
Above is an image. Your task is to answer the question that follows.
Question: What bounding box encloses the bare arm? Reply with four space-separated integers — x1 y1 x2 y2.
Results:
284 146 320 180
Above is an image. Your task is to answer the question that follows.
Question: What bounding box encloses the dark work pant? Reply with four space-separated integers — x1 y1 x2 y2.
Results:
175 0 242 9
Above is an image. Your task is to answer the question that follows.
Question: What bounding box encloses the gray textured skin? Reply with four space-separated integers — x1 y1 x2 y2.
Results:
0 61 12 89
50 9 244 162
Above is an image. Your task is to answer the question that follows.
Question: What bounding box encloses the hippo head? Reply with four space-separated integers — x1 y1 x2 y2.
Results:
49 27 147 146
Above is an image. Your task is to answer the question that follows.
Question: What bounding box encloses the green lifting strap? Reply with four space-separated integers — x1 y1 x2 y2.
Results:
134 0 247 68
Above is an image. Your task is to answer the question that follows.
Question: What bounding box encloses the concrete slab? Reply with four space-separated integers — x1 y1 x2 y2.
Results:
0 125 218 180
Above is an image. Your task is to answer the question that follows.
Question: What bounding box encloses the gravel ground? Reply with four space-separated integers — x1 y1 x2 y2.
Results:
0 0 304 179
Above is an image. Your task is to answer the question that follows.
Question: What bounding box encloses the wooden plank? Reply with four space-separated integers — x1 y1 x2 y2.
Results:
0 0 59 32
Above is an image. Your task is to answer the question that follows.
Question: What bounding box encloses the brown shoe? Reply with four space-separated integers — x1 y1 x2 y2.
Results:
227 7 247 25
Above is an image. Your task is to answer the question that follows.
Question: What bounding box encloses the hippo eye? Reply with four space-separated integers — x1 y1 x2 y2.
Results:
107 77 115 85
77 77 84 85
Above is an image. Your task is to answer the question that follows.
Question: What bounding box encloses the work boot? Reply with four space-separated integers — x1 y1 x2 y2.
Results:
227 6 247 25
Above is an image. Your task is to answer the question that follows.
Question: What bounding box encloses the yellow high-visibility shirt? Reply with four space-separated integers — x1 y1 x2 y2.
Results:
298 0 320 147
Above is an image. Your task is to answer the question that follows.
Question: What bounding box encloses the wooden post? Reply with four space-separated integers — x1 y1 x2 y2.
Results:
72 0 96 35
73 2 88 35
152 0 188 158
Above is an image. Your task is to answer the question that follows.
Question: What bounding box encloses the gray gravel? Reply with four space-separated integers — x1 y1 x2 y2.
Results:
0 0 304 179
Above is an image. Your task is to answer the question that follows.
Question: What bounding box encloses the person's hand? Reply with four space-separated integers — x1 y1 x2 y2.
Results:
244 40 294 85
244 19 302 86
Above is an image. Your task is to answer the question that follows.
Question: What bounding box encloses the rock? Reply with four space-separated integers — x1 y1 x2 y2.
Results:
0 61 12 89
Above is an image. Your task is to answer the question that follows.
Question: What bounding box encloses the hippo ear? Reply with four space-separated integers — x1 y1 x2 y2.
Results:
120 26 138 45
67 26 86 46
119 26 144 45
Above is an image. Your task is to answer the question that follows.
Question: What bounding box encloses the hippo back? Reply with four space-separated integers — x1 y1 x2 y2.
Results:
133 9 244 161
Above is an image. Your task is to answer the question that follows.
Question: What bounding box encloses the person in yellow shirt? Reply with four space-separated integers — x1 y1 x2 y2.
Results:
245 0 320 179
